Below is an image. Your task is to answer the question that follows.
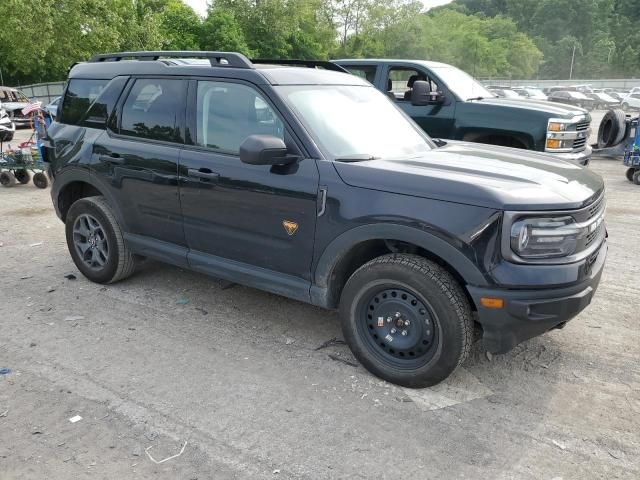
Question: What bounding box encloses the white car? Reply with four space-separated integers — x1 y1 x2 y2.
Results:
621 93 640 111
0 102 16 142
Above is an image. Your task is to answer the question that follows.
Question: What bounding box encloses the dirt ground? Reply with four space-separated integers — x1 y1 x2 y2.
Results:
0 125 638 479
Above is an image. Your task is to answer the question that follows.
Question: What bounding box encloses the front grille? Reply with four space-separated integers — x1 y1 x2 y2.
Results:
572 138 586 149
576 121 590 132
585 222 603 247
587 194 604 219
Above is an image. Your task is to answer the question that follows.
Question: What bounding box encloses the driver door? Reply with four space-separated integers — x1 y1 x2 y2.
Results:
178 80 320 297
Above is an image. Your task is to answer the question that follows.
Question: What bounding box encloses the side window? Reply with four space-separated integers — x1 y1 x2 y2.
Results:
386 68 437 102
59 79 109 125
120 78 184 143
81 76 128 129
344 66 377 84
196 81 284 154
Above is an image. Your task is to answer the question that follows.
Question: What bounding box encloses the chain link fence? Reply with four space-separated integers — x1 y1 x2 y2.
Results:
10 82 65 104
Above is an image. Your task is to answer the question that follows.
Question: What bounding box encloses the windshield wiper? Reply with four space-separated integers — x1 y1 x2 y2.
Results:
466 96 485 101
334 154 380 163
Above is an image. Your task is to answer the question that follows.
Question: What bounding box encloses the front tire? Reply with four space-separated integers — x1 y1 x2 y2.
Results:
65 196 136 284
339 254 473 388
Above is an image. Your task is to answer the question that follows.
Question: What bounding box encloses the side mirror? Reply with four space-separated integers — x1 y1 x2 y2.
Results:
411 80 444 106
240 135 298 166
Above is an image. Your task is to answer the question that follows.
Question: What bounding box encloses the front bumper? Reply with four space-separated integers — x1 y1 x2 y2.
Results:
551 145 592 166
467 239 607 354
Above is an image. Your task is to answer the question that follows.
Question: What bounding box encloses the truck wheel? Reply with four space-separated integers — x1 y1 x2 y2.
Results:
0 171 16 187
634 170 640 186
339 254 473 388
65 196 137 284
14 169 30 184
626 168 636 182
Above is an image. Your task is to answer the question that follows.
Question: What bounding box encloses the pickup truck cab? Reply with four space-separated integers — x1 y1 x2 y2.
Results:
333 59 592 165
45 52 606 388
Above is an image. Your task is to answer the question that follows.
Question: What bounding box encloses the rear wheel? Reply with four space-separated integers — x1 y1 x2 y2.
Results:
626 168 636 182
633 170 640 186
339 254 473 388
65 196 137 284
0 171 16 187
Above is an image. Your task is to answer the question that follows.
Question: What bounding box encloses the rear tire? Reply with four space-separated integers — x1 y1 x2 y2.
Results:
633 170 640 186
0 171 16 187
626 168 636 182
339 254 473 388
65 196 137 284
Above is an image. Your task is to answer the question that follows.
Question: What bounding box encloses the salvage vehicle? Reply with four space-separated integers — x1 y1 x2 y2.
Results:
548 90 595 110
44 51 607 387
333 59 592 165
0 103 15 142
586 92 619 110
0 86 32 127
621 93 640 111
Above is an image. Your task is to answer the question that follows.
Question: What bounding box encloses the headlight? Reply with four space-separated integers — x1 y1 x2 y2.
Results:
510 216 581 259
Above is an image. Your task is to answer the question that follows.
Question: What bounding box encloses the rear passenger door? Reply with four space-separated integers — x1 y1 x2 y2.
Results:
92 77 187 252
179 79 319 296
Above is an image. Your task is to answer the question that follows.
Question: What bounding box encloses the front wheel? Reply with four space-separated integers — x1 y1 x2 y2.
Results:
65 196 137 284
339 254 473 388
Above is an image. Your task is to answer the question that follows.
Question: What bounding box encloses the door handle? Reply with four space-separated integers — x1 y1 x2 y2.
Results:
99 153 124 164
187 168 219 181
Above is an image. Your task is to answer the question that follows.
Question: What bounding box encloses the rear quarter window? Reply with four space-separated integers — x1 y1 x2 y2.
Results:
59 79 110 126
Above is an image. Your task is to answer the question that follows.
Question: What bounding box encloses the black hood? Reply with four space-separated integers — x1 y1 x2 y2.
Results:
333 142 604 211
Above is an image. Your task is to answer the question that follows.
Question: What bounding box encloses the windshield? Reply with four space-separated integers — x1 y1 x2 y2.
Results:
569 92 589 100
429 65 493 100
277 85 433 160
502 89 520 98
0 89 29 103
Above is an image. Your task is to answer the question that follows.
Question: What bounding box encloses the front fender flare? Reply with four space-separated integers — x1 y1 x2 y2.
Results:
311 224 490 308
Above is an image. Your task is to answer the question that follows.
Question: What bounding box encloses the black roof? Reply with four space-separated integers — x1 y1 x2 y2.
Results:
70 51 367 86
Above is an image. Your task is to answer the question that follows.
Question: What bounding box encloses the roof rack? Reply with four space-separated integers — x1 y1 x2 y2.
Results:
89 51 253 69
251 59 348 73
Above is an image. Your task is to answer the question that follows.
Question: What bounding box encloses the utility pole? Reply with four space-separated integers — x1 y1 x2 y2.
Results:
0 67 3 86
569 44 576 80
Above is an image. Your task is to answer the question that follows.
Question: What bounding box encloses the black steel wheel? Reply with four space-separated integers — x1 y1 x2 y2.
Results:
358 287 439 368
627 168 636 182
340 254 473 388
14 169 30 184
32 172 49 189
0 171 16 187
65 196 137 284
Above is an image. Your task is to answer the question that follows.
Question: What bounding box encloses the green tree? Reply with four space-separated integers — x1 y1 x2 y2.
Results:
159 0 202 50
200 8 252 56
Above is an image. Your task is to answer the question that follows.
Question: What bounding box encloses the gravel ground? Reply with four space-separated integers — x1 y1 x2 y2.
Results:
0 122 638 479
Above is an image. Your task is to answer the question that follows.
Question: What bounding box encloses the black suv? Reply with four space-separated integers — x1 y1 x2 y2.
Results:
44 51 607 387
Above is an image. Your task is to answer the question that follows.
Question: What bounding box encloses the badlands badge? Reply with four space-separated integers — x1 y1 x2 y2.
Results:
282 220 298 236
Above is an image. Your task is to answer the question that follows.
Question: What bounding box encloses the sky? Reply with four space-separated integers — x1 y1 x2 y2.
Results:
183 0 453 17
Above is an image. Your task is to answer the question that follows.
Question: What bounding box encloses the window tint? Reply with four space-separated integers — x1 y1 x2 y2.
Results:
345 66 377 84
59 79 109 125
120 78 183 143
196 81 284 154
81 76 128 128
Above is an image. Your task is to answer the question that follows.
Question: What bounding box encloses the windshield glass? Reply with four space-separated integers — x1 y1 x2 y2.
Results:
429 65 493 100
502 89 520 98
569 92 589 99
277 85 433 160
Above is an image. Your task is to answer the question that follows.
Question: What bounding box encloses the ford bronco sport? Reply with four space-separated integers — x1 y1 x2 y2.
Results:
44 51 607 387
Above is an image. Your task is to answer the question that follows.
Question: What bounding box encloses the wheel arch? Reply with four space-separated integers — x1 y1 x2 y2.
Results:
311 224 488 309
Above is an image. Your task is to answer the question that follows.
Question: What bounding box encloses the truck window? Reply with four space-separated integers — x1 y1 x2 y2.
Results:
343 65 377 84
386 68 438 102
